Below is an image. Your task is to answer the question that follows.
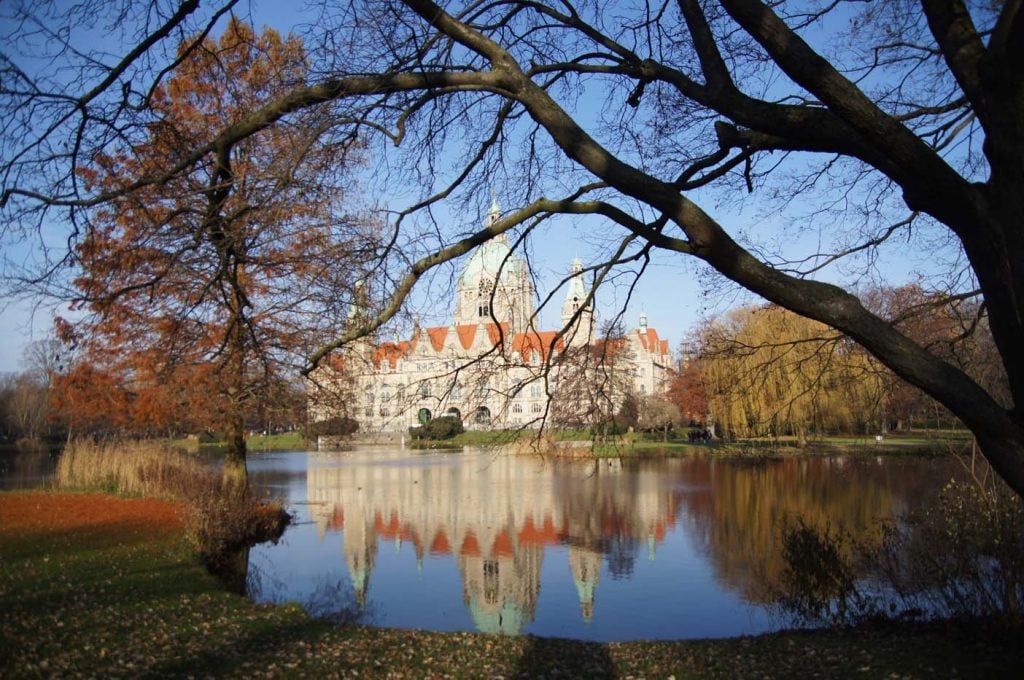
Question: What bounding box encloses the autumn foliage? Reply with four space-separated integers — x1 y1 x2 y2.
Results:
54 20 373 449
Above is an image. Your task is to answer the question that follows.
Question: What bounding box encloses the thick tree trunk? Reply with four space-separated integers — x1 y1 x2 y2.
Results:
223 409 247 492
222 287 248 492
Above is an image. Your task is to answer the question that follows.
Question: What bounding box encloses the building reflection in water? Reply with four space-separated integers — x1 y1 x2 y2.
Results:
306 451 683 634
281 449 949 638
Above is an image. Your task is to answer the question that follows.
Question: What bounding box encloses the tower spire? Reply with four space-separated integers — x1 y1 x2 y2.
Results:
562 255 593 348
487 188 501 226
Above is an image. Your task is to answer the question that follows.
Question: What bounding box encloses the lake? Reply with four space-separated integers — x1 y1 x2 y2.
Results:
243 447 957 641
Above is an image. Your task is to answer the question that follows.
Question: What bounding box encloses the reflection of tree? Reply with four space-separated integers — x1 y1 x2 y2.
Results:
682 457 949 603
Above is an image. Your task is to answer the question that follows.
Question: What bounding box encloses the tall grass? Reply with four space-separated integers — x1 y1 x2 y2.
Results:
57 438 209 497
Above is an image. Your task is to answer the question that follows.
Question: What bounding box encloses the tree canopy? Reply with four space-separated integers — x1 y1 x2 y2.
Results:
2 1 1024 495
40 18 375 467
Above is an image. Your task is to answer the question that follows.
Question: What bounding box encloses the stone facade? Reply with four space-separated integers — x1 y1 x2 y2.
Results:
310 200 673 433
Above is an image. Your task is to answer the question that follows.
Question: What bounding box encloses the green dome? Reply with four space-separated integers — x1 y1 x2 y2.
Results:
469 597 527 635
459 237 527 285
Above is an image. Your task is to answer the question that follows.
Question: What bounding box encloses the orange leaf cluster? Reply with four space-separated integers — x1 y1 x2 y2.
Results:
58 20 375 437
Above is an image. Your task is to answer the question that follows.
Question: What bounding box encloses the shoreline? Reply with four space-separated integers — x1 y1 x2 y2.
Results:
2 489 1019 678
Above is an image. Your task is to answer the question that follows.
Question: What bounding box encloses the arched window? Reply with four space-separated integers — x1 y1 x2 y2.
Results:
474 406 491 425
512 403 523 414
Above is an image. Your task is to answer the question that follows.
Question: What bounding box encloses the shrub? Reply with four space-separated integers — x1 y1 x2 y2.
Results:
182 476 289 581
306 416 359 438
879 476 1024 622
409 415 464 440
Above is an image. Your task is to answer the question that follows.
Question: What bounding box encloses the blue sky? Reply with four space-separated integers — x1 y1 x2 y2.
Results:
0 1 955 374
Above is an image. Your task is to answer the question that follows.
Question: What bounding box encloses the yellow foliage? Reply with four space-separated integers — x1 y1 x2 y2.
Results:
699 305 886 439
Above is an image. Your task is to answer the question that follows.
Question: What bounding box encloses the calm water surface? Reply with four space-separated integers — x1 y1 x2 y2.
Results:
246 448 956 641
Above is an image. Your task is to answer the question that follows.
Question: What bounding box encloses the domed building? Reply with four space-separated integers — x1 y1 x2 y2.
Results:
310 198 674 433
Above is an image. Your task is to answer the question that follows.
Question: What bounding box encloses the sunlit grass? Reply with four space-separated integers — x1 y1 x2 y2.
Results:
170 431 307 452
56 438 208 497
246 431 305 451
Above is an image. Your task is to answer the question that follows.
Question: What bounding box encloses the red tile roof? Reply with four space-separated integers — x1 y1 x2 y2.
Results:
426 326 448 352
361 322 665 367
455 324 478 349
511 330 564 364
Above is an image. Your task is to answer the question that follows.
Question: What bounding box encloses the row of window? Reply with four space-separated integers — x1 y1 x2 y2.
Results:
364 399 545 419
365 379 550 401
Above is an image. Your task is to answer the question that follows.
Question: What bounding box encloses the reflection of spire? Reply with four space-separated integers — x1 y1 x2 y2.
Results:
460 543 543 635
569 545 602 623
343 511 377 607
306 452 683 629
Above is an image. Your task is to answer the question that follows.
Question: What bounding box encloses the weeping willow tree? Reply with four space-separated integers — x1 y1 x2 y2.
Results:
699 305 888 442
700 292 1005 440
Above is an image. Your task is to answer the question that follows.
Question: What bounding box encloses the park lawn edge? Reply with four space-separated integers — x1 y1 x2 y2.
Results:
1 490 1019 679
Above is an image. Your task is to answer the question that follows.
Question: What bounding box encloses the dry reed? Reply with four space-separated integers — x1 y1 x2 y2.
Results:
56 438 209 498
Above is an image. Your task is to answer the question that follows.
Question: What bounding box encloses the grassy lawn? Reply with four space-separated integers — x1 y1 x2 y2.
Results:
2 490 1020 678
592 431 975 458
170 431 307 453
408 428 974 458
410 428 595 448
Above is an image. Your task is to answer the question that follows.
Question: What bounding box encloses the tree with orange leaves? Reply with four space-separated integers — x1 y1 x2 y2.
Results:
60 19 376 480
667 359 710 430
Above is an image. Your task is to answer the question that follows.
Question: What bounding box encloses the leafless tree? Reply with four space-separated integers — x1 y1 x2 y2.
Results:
3 1 1024 496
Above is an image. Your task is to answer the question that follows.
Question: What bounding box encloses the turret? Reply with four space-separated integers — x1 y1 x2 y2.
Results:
561 257 593 349
347 281 375 365
487 191 502 229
